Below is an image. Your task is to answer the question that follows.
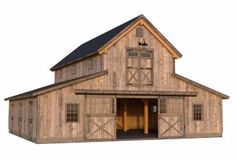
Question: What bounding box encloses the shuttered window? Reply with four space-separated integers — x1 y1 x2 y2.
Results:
136 27 143 37
66 104 79 122
126 50 153 85
160 99 167 113
193 104 203 121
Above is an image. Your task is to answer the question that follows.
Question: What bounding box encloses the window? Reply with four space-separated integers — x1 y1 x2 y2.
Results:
160 99 167 113
11 104 14 120
71 64 76 75
28 119 33 124
28 101 33 105
136 27 143 37
66 104 79 122
126 50 153 85
28 101 33 124
152 105 157 113
193 104 202 121
128 51 138 57
58 70 63 79
141 52 152 58
18 103 22 122
87 59 93 70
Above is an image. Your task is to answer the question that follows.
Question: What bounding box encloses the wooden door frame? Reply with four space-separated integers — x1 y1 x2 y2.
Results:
157 96 185 139
84 95 116 141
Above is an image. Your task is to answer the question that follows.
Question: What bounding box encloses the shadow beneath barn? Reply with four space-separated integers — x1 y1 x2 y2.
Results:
117 129 157 140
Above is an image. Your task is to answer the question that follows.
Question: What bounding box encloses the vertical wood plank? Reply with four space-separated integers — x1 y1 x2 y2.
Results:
123 100 128 132
143 99 149 134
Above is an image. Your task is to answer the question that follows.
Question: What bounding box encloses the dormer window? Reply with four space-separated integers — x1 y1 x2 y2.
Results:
136 27 143 37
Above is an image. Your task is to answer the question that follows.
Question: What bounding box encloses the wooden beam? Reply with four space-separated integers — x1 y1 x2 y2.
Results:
75 89 198 97
143 99 149 134
123 100 128 132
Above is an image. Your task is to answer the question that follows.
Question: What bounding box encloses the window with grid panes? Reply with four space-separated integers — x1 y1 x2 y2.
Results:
127 50 153 85
193 104 202 121
66 104 79 122
160 99 167 113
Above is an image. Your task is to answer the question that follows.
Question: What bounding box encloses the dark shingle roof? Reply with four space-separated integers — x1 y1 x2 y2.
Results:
50 15 141 71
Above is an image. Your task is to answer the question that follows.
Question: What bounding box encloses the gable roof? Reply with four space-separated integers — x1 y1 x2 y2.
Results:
172 73 229 99
50 14 182 71
5 70 108 101
50 15 140 71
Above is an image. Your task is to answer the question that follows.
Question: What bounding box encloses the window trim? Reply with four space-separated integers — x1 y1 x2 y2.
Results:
136 27 144 37
71 64 77 75
126 48 153 86
66 103 79 123
87 58 93 70
159 99 167 114
58 70 63 79
193 104 203 121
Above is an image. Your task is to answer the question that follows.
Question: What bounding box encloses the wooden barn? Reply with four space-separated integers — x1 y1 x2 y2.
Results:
5 15 229 143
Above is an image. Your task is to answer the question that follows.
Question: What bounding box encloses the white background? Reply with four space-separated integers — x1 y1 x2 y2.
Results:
0 0 235 158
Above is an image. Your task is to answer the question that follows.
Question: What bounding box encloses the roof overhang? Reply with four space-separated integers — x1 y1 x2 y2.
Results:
172 73 229 99
75 89 197 98
5 70 108 101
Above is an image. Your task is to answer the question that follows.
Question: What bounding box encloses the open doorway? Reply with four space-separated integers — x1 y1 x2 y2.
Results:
116 98 158 140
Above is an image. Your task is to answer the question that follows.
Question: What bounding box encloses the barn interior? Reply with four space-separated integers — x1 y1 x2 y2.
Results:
116 98 158 140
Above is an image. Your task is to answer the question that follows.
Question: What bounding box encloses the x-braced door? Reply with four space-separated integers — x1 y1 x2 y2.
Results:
126 50 153 85
158 98 184 138
85 96 116 141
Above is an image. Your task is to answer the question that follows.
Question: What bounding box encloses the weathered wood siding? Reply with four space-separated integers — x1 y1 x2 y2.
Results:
55 54 102 83
37 74 109 143
9 98 37 141
85 96 116 141
103 25 174 91
103 25 223 137
158 97 184 138
8 24 224 143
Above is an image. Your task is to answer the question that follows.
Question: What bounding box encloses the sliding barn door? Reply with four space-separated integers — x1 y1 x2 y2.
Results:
85 96 116 141
158 98 184 138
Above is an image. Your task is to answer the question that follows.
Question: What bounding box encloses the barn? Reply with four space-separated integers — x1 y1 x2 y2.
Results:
5 15 229 143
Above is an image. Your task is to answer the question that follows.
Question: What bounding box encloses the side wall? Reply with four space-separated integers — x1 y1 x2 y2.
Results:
37 74 109 143
9 98 37 142
55 54 102 83
174 79 223 137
